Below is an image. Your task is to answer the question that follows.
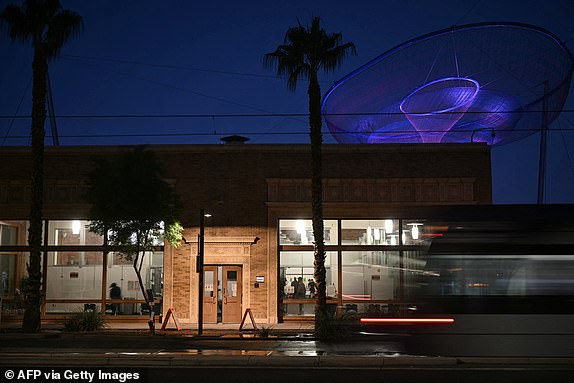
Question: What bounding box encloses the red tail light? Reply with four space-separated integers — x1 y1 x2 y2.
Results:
360 318 454 324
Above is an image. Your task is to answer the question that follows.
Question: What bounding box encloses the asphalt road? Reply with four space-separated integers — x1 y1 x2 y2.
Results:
1 333 574 383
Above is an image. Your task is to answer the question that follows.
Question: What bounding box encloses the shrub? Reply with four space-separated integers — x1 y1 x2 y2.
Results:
63 310 106 332
258 325 274 338
314 308 359 341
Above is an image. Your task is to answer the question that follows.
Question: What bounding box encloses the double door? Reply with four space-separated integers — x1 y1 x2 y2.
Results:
203 265 242 323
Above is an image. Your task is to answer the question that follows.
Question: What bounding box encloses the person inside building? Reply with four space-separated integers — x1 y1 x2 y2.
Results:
294 277 306 315
109 283 122 315
307 278 317 298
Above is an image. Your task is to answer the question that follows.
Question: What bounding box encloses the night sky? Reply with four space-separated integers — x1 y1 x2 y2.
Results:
1 0 573 203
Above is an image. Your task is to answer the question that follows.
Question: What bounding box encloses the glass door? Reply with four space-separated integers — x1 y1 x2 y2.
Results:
203 266 218 323
222 266 242 323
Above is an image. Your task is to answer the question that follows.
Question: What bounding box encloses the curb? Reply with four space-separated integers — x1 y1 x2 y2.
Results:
1 353 573 368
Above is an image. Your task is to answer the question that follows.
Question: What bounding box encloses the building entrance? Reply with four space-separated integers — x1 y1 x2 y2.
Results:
203 265 242 323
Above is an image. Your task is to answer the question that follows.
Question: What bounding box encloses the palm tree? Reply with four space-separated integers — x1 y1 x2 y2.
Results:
0 0 83 332
264 17 355 334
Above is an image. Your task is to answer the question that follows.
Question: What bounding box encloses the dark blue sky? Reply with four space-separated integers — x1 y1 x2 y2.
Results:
1 0 573 203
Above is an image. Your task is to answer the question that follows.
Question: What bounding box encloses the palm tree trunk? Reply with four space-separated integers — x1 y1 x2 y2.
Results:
23 44 48 333
308 73 327 328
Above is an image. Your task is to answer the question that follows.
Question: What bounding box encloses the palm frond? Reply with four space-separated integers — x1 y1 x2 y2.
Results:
45 9 83 59
1 0 83 57
0 4 33 42
263 16 355 91
321 42 356 73
24 0 60 43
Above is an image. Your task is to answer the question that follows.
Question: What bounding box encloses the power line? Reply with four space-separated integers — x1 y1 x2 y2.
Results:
61 54 335 84
2 76 32 146
454 0 482 25
4 128 574 140
62 54 281 80
61 56 272 114
1 109 574 120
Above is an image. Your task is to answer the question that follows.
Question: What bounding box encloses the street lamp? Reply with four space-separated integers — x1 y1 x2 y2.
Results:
197 209 211 336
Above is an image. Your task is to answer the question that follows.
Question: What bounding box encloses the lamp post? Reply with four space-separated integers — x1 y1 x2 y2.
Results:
197 209 211 336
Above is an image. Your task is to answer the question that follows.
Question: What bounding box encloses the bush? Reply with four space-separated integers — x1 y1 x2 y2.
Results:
314 308 359 341
258 325 274 338
63 310 106 332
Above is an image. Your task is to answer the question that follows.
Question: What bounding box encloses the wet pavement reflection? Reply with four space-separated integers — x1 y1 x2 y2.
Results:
0 333 409 357
88 337 407 357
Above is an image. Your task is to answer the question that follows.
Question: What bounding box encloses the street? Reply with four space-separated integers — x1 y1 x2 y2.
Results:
1 333 574 382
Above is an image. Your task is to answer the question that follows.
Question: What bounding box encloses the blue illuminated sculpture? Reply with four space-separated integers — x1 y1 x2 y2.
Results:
322 23 573 145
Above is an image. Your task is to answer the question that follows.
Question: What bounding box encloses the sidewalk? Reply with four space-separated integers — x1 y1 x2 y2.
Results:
2 321 574 370
0 320 314 337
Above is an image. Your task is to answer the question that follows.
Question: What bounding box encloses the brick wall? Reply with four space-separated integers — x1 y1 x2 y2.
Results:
0 143 491 323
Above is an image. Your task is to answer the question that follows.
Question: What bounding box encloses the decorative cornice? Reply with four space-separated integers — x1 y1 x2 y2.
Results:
267 178 476 203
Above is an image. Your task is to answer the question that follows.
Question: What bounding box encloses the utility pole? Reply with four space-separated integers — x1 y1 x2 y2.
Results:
197 209 205 336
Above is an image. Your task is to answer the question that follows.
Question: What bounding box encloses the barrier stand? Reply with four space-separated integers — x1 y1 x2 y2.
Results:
161 307 182 331
239 308 258 332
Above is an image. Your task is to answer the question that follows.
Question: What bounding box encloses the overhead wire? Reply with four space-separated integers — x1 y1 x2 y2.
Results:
60 56 272 114
58 54 319 142
3 127 574 140
453 0 482 26
1 109 573 120
62 54 280 80
61 54 335 85
1 76 32 146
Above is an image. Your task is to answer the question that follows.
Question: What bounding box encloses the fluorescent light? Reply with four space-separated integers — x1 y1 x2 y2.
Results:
412 225 419 240
384 219 393 233
296 220 307 245
72 220 81 235
408 223 423 240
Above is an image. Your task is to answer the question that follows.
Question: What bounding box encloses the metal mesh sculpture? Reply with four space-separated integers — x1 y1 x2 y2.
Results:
322 23 573 145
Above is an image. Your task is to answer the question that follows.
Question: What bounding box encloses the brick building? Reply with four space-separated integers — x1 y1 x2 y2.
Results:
0 143 491 324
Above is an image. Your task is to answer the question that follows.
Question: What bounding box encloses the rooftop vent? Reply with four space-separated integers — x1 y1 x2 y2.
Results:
220 135 250 144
